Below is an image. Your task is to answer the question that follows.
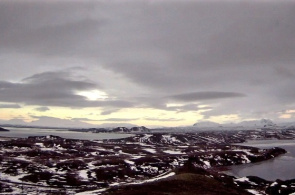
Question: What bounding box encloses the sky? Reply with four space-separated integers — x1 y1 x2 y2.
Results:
0 0 295 128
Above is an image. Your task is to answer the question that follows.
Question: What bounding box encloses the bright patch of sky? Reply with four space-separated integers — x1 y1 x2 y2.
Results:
77 90 108 101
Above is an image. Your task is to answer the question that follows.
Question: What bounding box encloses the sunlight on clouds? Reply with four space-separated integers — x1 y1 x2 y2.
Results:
0 112 12 120
0 107 33 122
2 105 204 127
279 114 292 119
198 104 210 108
166 103 185 107
76 90 108 101
30 106 101 120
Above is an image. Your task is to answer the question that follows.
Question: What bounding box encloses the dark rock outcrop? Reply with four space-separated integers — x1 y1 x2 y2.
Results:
0 127 9 131
130 126 150 132
111 127 131 133
109 126 150 133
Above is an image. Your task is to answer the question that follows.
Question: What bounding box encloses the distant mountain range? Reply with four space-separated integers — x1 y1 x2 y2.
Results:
69 126 150 133
2 117 295 131
193 119 283 129
0 118 137 129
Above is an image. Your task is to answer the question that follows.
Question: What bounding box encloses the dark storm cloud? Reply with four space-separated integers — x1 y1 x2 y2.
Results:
0 71 133 108
0 104 21 109
34 106 50 112
168 92 246 102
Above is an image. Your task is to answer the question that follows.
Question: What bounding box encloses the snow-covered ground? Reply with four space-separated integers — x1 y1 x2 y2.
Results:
0 131 294 194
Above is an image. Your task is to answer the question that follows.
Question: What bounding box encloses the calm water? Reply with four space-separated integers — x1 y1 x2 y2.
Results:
0 127 134 140
226 139 295 181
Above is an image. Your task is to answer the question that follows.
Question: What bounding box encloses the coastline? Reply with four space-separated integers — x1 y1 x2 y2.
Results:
0 132 294 194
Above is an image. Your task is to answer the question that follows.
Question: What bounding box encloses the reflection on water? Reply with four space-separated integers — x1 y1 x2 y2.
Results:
226 140 295 180
0 127 134 140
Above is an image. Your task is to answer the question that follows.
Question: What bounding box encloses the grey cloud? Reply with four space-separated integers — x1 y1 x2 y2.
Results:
162 104 201 112
98 118 139 122
0 81 16 88
152 103 211 113
34 106 50 112
28 115 94 128
1 0 295 123
174 105 212 113
1 1 294 95
2 18 103 56
0 0 104 55
64 117 139 122
0 71 133 109
144 117 183 122
71 117 97 122
134 96 211 113
0 104 21 109
274 66 295 80
100 109 121 115
168 92 246 102
94 1 295 94
200 95 286 121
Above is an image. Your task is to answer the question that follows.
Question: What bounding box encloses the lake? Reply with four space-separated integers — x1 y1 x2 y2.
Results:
0 127 134 140
225 139 295 181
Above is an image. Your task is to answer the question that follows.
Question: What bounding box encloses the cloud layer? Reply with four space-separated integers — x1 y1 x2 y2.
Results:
1 0 295 125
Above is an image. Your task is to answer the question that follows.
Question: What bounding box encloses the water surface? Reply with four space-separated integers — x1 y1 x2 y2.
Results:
226 139 295 180
0 127 134 140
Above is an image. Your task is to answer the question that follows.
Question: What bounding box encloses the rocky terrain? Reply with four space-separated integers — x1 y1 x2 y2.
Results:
0 130 294 195
69 126 150 133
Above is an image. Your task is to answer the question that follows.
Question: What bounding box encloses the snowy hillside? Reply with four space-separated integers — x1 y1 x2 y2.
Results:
192 119 277 130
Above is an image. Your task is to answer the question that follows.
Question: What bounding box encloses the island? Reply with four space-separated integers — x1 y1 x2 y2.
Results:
0 127 9 132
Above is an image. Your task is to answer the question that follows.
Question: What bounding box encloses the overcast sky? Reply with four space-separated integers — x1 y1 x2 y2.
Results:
1 0 295 127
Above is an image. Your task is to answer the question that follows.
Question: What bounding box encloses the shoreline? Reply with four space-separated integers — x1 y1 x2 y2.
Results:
0 133 294 194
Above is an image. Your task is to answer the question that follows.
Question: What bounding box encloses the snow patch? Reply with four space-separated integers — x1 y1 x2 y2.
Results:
131 172 175 185
270 182 278 187
235 177 249 182
124 159 135 165
163 150 184 155
76 188 107 195
247 189 263 195
79 170 88 181
143 148 156 154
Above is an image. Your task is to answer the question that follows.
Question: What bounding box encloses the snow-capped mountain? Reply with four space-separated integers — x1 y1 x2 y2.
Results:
193 119 276 130
238 119 275 128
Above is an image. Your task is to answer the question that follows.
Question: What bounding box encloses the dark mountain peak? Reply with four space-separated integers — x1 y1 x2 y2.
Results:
111 127 131 133
130 126 150 132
